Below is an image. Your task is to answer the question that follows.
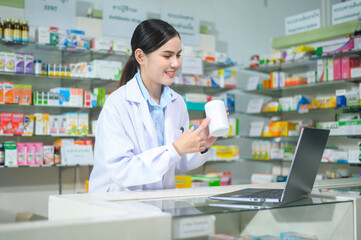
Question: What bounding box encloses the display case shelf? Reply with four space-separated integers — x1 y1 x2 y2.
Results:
203 61 237 72
0 163 93 169
0 134 95 139
0 104 102 113
244 134 361 141
243 79 359 97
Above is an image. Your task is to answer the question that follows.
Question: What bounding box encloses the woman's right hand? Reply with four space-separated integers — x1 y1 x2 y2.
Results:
172 119 210 155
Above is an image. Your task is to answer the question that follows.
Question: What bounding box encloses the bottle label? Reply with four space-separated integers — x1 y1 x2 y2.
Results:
14 29 21 41
21 31 29 42
0 29 2 39
4 29 13 41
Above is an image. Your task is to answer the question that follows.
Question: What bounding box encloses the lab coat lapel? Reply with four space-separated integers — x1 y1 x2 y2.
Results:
126 77 158 146
164 91 178 144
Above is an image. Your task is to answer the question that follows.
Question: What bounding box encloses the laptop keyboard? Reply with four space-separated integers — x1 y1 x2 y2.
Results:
242 189 283 199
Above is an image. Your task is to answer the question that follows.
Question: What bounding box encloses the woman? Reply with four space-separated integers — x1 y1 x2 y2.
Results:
89 19 217 192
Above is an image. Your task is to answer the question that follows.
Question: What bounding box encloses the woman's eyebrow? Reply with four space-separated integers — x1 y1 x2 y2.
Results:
161 50 182 54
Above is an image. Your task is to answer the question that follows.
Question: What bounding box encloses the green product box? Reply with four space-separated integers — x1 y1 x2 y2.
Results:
191 175 220 187
4 142 17 167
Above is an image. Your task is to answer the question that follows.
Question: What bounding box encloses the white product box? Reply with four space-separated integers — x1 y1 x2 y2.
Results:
88 60 122 80
0 51 6 71
90 38 112 52
307 71 316 84
322 149 348 162
34 113 50 135
279 97 294 111
199 34 216 52
5 52 16 72
112 40 131 55
36 27 50 45
65 112 78 135
49 115 59 135
183 93 209 103
251 173 278 184
91 120 97 135
23 114 34 136
351 66 361 78
327 59 334 81
317 59 326 83
78 113 89 136
58 115 67 135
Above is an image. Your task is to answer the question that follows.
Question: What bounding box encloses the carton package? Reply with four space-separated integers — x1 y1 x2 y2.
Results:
322 149 348 162
12 113 24 135
15 53 24 73
34 142 43 165
4 142 17 166
4 81 13 104
341 57 360 79
218 69 237 88
49 115 59 135
78 113 89 135
26 143 35 165
23 114 34 136
84 90 91 107
333 58 342 80
175 176 192 188
112 40 131 55
0 81 3 104
59 115 67 135
24 54 34 74
0 112 13 135
317 59 326 83
5 52 15 72
13 84 22 104
17 142 27 166
65 112 79 135
88 60 122 80
43 145 54 165
22 85 32 105
327 59 334 81
0 51 5 71
90 38 112 52
209 145 239 161
34 113 50 135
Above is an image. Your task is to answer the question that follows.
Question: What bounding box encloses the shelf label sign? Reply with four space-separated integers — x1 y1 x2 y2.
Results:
285 9 321 35
173 215 215 239
161 9 199 46
332 0 361 25
62 145 93 165
181 56 203 75
24 0 76 29
102 1 146 38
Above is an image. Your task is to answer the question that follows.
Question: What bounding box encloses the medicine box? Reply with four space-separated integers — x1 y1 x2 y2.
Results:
341 57 360 79
43 145 54 165
23 114 34 136
5 52 15 72
333 58 341 80
12 113 24 135
327 59 334 81
78 113 89 136
88 60 122 80
34 142 43 165
0 81 3 104
65 112 79 135
13 84 21 104
0 112 13 135
317 59 326 82
26 143 35 165
0 51 5 71
15 53 24 73
4 142 17 166
90 38 113 52
24 54 34 74
49 115 59 135
17 142 27 166
4 81 13 104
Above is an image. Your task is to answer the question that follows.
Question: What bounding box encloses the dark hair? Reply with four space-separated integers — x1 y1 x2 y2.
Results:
118 19 180 87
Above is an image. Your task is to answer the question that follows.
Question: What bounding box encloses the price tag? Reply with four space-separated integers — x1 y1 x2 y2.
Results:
173 215 215 239
249 121 265 137
62 145 93 165
298 108 309 114
181 56 203 75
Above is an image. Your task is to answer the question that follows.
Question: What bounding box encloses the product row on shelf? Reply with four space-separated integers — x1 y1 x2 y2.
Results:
0 112 97 137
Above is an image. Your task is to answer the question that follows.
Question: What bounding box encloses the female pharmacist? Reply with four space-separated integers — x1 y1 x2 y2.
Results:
89 19 217 192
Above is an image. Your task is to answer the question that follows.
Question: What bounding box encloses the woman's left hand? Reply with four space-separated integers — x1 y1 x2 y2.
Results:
199 118 217 148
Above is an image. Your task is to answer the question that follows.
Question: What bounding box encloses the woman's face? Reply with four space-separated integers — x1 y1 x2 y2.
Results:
140 36 182 86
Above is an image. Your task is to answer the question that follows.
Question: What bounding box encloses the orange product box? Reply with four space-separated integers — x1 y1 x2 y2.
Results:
269 121 297 137
12 113 24 135
21 85 32 104
312 97 336 109
175 176 192 188
0 112 13 135
285 76 307 87
13 84 22 104
3 81 13 104
0 81 4 104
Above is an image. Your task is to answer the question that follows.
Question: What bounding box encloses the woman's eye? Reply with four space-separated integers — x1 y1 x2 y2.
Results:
176 54 181 59
163 55 171 59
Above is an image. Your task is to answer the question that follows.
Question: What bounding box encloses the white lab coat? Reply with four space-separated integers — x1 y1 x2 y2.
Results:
89 76 209 193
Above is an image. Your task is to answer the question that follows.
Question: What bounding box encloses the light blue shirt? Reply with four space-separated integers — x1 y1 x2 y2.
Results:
136 72 172 146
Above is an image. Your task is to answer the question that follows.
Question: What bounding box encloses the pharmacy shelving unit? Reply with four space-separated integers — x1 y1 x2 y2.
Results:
0 40 238 192
242 52 361 173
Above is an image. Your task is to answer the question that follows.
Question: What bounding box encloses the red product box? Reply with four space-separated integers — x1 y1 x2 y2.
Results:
17 142 28 166
341 57 360 79
12 113 24 135
0 112 13 135
333 58 341 80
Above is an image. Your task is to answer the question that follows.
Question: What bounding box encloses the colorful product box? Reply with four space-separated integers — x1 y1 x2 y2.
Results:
17 142 27 166
78 113 89 135
0 112 13 135
341 57 360 79
218 69 237 88
34 113 50 135
3 81 13 104
175 176 192 188
327 59 333 81
49 115 59 135
66 112 78 135
13 84 22 104
22 85 32 104
34 142 43 165
0 51 5 71
43 145 54 165
4 142 17 166
24 53 34 74
333 58 341 80
269 121 297 137
5 52 16 72
84 90 91 107
90 38 113 52
12 113 24 135
0 82 3 104
23 114 34 136
15 53 24 73
317 59 326 83
59 115 67 135
26 143 35 165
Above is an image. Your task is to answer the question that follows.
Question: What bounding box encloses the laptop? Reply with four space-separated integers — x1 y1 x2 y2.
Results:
209 127 330 204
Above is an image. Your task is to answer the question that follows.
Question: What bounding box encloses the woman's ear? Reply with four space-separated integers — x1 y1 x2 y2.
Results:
134 48 145 65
